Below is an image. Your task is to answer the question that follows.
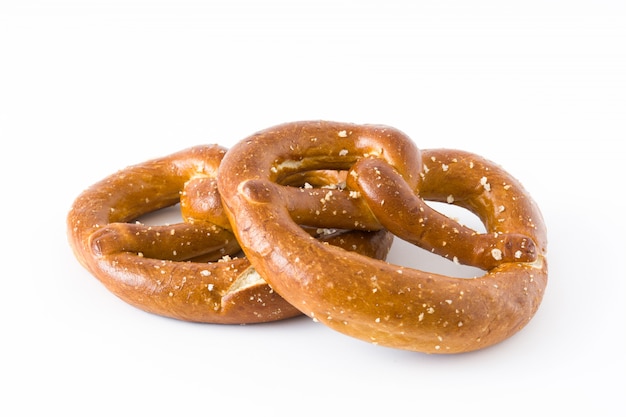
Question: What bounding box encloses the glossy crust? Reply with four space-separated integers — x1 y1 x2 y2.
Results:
218 121 548 352
67 145 393 324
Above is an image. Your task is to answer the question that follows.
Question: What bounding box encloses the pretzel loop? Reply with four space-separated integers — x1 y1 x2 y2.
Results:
218 121 548 353
67 144 393 324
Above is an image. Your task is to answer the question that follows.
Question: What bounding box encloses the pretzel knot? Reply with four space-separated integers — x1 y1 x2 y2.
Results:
218 121 548 353
67 145 393 324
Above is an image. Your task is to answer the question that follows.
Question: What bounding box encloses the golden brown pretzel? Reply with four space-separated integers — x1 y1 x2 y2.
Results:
218 120 547 353
67 145 393 324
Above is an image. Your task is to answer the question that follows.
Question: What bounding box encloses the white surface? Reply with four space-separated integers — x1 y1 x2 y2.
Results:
2 1 625 416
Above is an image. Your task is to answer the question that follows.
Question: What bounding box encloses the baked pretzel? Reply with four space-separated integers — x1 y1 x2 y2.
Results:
67 145 393 324
218 121 547 353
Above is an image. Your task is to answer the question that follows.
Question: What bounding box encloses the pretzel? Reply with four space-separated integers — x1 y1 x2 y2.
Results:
218 121 548 353
67 145 393 324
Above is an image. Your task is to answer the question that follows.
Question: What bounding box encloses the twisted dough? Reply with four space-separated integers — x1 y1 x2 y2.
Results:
67 145 392 324
218 121 547 353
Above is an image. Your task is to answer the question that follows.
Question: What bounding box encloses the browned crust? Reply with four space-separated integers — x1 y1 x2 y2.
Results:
218 121 548 352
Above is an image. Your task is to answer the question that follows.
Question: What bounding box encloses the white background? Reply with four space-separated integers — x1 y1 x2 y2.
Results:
1 1 625 415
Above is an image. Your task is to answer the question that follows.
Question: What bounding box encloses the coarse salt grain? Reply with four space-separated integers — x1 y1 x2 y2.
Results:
480 176 491 191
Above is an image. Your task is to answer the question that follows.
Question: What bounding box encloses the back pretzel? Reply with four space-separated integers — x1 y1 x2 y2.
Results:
67 145 392 324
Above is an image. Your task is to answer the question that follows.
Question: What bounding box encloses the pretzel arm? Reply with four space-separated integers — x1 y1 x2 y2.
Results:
348 157 536 270
90 221 241 261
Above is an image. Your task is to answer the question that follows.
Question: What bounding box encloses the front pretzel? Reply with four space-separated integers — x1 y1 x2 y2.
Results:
218 121 547 353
